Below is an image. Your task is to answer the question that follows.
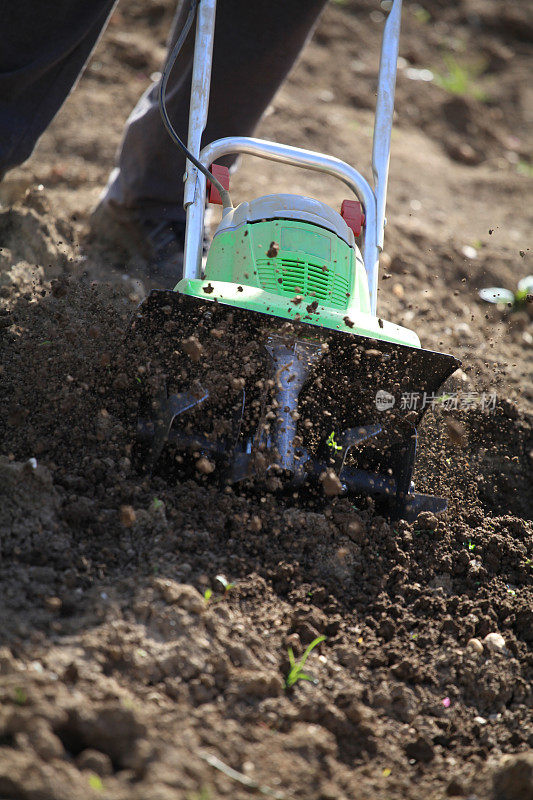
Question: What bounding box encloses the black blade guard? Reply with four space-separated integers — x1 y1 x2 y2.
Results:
131 290 460 521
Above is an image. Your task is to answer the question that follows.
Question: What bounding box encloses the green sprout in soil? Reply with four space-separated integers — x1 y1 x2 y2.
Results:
285 635 326 689
516 160 533 178
89 774 103 792
204 575 235 606
14 687 27 705
467 540 476 551
412 6 430 25
433 54 488 101
326 431 342 451
215 574 235 594
479 275 533 311
188 790 211 800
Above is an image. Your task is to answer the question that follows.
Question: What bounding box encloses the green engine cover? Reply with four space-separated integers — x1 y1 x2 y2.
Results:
176 214 420 348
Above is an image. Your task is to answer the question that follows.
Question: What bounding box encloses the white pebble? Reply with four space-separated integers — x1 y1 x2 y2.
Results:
466 637 484 654
483 632 506 653
461 245 478 259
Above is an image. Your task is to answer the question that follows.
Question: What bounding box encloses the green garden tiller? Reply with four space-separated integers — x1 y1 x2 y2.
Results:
133 0 459 519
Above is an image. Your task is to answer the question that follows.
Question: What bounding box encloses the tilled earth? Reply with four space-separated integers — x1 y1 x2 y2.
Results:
0 1 532 799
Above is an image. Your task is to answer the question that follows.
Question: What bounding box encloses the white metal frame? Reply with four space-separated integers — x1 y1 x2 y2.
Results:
181 0 403 316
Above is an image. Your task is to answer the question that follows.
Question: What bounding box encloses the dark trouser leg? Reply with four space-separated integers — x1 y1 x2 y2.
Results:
0 0 116 180
103 0 328 221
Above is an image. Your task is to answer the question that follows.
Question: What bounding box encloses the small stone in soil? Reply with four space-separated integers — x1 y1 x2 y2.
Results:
320 469 343 496
181 336 203 362
466 637 484 655
196 456 215 474
249 515 262 532
44 596 62 612
483 632 506 653
119 505 136 527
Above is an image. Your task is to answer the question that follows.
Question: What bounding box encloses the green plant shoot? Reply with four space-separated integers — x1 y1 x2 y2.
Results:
285 635 326 688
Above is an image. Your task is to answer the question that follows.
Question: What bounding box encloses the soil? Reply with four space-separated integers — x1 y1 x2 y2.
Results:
0 1 532 799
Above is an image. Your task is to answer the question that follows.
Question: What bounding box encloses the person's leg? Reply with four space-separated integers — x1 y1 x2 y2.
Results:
0 0 116 180
103 0 328 222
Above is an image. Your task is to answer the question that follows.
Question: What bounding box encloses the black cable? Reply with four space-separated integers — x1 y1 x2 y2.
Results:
158 0 232 209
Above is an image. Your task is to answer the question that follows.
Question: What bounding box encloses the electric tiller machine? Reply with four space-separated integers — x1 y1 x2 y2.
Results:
134 0 460 520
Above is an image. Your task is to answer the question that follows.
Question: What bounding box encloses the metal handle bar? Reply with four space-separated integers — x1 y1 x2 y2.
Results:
181 0 403 318
183 135 379 311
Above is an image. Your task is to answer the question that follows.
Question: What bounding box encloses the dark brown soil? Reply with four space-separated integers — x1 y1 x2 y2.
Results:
0 1 532 799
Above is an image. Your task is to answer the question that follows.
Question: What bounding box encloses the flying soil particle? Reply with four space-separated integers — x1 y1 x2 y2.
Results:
119 505 136 527
196 457 215 475
181 336 203 362
445 417 467 447
267 242 280 258
320 469 343 496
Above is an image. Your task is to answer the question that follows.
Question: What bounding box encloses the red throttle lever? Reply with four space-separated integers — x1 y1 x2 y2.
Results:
340 200 365 237
207 164 230 205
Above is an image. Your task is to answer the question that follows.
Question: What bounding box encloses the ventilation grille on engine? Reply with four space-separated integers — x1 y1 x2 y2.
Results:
256 257 350 310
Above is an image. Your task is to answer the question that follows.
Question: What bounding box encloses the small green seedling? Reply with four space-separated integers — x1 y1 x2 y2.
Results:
14 687 27 705
434 54 488 101
467 540 476 551
517 160 533 177
285 635 326 689
187 789 211 800
204 575 235 606
326 431 342 451
413 6 430 24
479 276 533 311
89 774 103 792
215 574 235 594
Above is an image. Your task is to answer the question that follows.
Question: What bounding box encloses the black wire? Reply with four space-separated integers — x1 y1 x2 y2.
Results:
157 0 232 208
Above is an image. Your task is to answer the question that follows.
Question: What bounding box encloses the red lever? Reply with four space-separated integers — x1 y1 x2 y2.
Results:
207 164 230 204
340 200 365 237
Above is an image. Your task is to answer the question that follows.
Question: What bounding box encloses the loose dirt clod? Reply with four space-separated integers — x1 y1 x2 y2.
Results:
181 335 203 362
196 456 215 474
119 504 136 527
492 752 533 800
445 417 467 447
320 469 343 496
466 637 484 655
267 241 280 258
